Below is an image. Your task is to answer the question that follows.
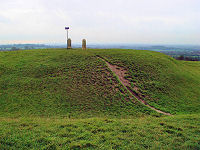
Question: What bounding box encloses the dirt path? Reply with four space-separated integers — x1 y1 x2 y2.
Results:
98 57 172 116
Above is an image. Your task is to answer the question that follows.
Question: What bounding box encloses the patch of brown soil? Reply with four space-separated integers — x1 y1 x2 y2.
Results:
105 61 130 87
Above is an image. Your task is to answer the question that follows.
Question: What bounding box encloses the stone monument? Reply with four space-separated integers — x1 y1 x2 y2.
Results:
82 39 86 50
67 38 72 49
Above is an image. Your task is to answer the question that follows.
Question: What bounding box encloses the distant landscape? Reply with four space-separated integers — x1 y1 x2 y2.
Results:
1 44 199 61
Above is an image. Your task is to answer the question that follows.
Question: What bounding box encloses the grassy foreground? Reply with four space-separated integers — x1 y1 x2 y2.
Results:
0 48 199 149
0 115 200 149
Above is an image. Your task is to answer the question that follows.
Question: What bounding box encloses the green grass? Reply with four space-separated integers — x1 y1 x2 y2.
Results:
0 115 199 150
0 48 199 149
0 49 155 118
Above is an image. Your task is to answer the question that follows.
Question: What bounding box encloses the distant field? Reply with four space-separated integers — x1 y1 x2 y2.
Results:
0 48 199 149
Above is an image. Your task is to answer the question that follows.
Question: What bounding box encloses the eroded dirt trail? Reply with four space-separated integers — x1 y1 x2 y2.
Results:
98 57 171 116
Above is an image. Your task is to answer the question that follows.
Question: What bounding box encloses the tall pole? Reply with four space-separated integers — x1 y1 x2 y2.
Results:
65 27 70 49
67 29 68 41
67 29 68 49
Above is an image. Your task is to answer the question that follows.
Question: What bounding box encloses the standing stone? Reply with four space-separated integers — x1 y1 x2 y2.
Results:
67 38 72 49
82 39 86 50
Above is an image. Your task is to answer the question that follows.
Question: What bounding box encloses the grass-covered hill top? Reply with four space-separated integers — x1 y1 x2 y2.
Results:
0 48 199 118
0 48 200 149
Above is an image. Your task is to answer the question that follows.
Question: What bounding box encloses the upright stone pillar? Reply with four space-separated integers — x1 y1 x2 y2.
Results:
67 38 72 49
82 39 86 50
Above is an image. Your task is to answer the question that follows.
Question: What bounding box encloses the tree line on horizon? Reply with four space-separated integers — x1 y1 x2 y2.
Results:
174 55 200 61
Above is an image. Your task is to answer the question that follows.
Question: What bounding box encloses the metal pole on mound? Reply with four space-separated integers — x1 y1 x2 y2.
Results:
65 27 70 49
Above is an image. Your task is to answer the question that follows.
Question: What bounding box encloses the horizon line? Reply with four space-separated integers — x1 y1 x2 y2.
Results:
0 43 200 46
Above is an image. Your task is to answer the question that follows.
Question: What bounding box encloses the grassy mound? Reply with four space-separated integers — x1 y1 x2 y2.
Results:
0 49 155 118
0 48 199 149
1 49 199 117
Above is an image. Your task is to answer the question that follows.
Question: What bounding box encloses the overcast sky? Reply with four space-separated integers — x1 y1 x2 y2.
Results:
0 0 200 45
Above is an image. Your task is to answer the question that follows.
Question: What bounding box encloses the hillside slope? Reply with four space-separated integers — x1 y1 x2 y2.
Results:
94 49 200 115
0 49 199 117
0 48 200 149
0 49 155 118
